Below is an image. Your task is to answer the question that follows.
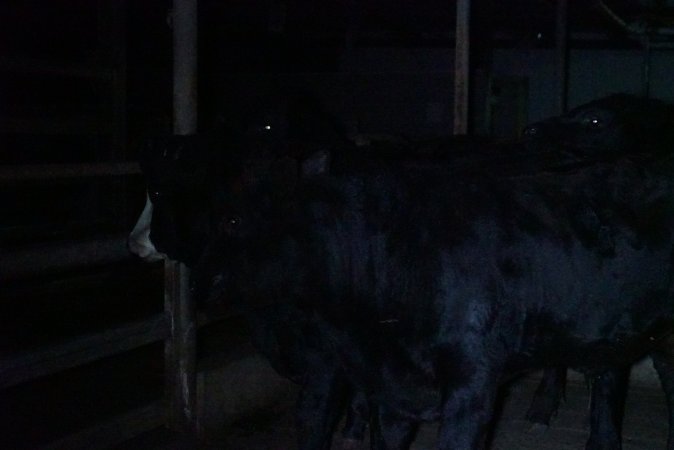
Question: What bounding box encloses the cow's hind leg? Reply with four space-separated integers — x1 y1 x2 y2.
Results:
437 370 500 450
525 366 567 425
652 338 674 450
585 368 629 450
341 390 369 448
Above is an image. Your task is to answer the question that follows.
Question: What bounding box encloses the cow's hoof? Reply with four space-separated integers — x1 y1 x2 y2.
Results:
527 423 549 434
525 412 552 426
525 401 558 426
585 436 621 450
339 437 365 450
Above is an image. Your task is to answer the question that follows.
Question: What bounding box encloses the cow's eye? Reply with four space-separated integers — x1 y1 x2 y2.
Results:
221 215 243 234
584 116 601 128
148 189 162 203
577 111 607 130
228 216 241 227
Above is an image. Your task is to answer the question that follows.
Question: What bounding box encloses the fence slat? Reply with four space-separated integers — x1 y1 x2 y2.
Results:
0 57 113 79
0 234 132 282
0 314 168 389
0 116 113 135
40 401 166 450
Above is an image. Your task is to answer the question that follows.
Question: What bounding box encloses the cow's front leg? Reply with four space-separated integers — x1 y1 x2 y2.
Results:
585 368 629 450
437 370 500 450
296 365 350 450
526 366 567 425
369 404 417 450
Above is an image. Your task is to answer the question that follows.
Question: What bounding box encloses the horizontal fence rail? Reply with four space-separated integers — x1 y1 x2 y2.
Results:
1 233 134 282
0 162 141 183
40 401 166 450
0 57 114 80
0 116 114 135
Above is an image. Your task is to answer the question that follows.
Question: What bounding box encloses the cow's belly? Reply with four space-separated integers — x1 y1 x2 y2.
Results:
498 237 674 374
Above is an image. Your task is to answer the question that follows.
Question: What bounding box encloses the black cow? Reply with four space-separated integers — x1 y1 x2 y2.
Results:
131 97 372 449
523 93 674 159
132 131 594 449
522 94 674 448
136 93 674 449
135 134 229 265
131 132 573 449
191 138 674 450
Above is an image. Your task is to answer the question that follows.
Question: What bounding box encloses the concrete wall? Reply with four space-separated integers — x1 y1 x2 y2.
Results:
491 48 674 122
213 45 674 139
338 46 674 133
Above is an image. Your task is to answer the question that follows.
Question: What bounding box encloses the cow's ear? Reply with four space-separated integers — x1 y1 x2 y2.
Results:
268 157 300 193
263 150 330 196
301 150 330 178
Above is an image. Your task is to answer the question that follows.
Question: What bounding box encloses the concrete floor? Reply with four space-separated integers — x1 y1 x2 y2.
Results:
212 379 668 450
123 354 669 450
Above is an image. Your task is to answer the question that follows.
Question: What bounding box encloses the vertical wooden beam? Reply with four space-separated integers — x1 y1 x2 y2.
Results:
641 36 651 98
556 0 569 113
453 0 471 135
166 0 198 435
110 0 127 159
95 0 126 147
110 0 129 226
164 260 195 433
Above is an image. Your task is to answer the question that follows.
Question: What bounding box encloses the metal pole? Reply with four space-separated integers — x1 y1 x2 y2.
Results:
453 0 471 135
173 0 198 135
166 0 197 435
556 0 569 113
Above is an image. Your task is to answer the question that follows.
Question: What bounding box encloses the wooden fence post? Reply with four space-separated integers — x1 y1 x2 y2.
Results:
164 260 196 433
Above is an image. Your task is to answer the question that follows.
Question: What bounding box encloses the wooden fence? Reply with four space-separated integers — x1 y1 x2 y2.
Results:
0 0 199 447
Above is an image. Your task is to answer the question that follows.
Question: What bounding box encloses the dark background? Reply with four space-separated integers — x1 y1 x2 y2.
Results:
1 1 674 448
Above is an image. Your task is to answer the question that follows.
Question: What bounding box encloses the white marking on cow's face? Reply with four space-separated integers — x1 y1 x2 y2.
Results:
128 192 167 262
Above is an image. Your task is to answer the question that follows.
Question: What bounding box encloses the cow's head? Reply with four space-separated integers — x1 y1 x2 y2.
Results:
189 150 331 310
129 90 347 268
522 94 674 159
129 134 237 266
128 191 166 262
